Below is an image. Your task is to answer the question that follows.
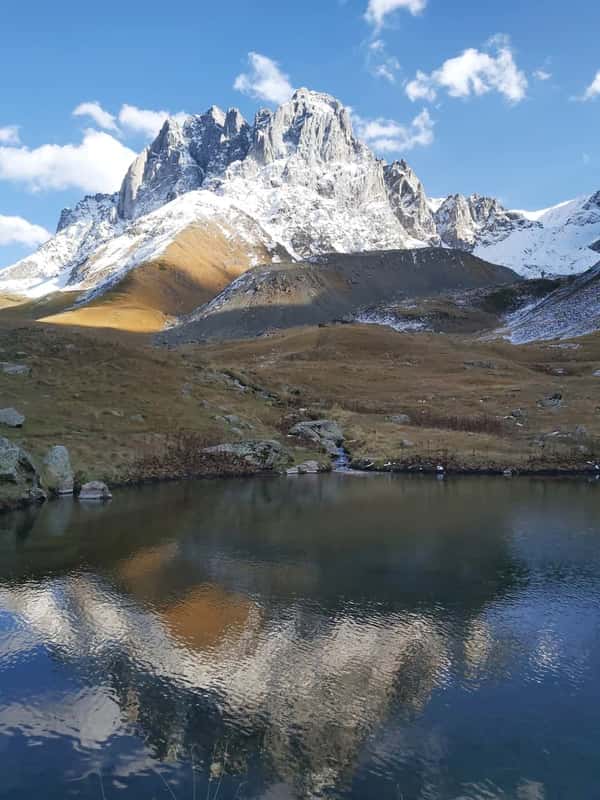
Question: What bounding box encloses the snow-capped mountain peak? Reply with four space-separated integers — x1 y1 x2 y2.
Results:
1 88 599 305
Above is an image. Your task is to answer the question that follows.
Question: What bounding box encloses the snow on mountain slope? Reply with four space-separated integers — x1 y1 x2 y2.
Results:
0 87 599 306
383 160 439 244
473 192 600 277
0 194 119 297
0 89 418 300
500 262 600 343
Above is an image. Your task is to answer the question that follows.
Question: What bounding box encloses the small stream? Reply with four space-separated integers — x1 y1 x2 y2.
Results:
333 445 352 471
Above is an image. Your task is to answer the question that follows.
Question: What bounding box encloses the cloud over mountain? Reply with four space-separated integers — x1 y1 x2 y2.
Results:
0 214 50 247
0 130 136 193
406 37 527 104
234 52 294 105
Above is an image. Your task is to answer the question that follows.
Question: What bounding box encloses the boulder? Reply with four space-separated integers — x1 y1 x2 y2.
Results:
387 414 411 425
203 440 291 471
510 408 527 420
0 437 46 511
0 362 30 376
537 393 563 409
287 460 324 476
216 414 254 430
464 360 497 370
0 408 25 428
41 445 74 495
288 419 344 456
78 481 112 501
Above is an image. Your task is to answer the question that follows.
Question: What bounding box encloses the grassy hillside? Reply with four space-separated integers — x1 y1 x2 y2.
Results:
204 323 600 472
36 223 280 333
1 313 599 483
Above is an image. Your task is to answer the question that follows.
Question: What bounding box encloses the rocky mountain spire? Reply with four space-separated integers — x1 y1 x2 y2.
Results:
249 88 359 165
384 160 439 244
434 193 537 251
117 107 252 220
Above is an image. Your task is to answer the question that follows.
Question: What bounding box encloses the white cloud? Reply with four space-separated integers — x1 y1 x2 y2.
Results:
533 69 552 81
73 101 187 140
405 38 528 104
73 101 118 131
405 70 437 101
0 130 136 193
581 70 600 101
365 0 426 29
234 52 293 105
118 104 186 138
0 215 51 247
354 108 434 152
0 126 20 146
367 39 401 83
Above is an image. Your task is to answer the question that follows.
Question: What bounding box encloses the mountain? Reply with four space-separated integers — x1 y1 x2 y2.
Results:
472 193 600 276
501 263 600 343
1 88 599 314
158 248 517 342
433 194 536 251
383 160 439 244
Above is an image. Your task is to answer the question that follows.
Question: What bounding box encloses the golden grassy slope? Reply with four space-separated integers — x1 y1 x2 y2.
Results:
38 223 274 333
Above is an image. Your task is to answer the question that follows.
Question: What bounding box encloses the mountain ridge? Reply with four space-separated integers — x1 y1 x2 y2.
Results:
158 248 517 342
1 88 599 307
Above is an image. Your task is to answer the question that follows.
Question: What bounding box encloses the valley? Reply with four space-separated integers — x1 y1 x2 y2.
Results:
0 87 599 508
1 309 599 506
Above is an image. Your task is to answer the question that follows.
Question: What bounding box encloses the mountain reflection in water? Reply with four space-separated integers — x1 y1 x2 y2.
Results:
1 474 599 800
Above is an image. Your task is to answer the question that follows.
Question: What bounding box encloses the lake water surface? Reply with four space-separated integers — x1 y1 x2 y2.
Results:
1 474 600 799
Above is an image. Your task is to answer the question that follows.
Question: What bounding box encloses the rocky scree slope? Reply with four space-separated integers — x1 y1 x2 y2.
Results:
501 262 600 343
158 248 517 342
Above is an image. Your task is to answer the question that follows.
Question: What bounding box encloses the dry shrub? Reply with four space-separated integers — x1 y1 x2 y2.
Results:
132 429 251 481
410 410 506 436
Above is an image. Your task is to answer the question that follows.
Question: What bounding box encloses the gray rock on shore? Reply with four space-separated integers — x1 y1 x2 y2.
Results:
78 481 112 501
288 420 344 456
0 437 46 511
287 460 326 475
41 445 74 495
203 440 291 471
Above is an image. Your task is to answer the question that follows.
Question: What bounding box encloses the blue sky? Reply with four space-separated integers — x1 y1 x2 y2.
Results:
1 0 599 268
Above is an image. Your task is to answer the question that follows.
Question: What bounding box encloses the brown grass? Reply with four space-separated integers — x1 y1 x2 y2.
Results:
409 410 507 436
0 318 297 484
131 429 252 481
38 222 275 333
202 322 600 472
1 307 599 480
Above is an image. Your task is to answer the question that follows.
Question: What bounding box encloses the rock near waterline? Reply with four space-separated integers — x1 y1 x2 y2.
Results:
41 445 74 495
0 437 45 511
78 481 112 501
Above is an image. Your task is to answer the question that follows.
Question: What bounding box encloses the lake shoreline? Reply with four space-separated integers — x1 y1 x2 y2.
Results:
5 458 600 518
